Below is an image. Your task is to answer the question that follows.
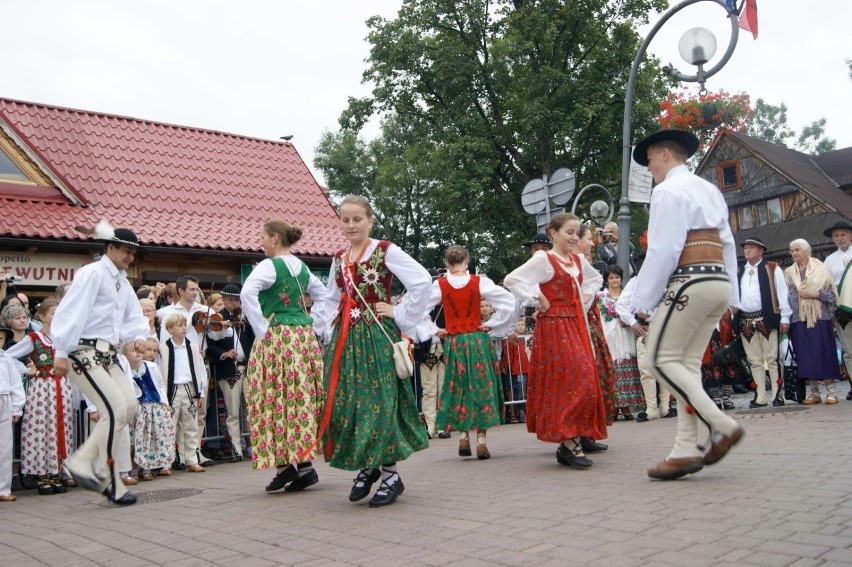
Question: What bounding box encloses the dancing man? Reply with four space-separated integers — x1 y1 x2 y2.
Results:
51 222 150 505
629 130 745 480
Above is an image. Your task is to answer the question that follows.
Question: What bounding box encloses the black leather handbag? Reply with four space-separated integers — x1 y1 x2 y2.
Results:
783 343 806 404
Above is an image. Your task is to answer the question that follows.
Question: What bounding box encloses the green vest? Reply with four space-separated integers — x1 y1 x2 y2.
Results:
258 257 313 327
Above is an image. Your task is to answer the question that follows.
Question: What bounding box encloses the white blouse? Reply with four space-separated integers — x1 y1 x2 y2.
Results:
504 250 603 311
311 239 432 344
240 254 329 340
419 274 519 340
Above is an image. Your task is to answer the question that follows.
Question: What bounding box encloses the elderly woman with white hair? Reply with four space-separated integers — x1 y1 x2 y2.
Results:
785 238 842 404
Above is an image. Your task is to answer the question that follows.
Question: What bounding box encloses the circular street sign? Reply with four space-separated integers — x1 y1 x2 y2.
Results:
548 167 576 206
521 178 547 214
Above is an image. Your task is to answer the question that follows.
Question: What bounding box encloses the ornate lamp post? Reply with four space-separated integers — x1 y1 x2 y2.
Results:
617 0 741 278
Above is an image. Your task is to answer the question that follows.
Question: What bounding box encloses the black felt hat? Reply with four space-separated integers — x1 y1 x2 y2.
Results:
632 129 700 166
221 284 242 297
523 232 552 248
823 220 852 238
741 237 768 251
93 220 140 248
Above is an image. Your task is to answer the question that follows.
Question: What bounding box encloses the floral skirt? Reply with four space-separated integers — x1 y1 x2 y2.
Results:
20 375 74 476
588 308 617 425
323 318 428 471
247 324 324 469
613 357 645 409
436 331 503 432
528 314 607 443
130 402 175 470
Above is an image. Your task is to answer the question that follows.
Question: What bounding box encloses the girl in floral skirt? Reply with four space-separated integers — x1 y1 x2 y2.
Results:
312 195 431 508
121 342 175 481
4 299 73 495
241 219 326 493
424 245 516 459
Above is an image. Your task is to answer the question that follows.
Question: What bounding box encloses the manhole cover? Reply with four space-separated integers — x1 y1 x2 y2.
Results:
99 488 203 507
734 406 809 416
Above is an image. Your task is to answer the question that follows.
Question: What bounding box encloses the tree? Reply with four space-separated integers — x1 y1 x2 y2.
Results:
744 99 836 155
324 0 671 277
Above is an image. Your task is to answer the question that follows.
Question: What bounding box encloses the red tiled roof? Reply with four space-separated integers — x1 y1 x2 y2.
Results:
0 98 342 256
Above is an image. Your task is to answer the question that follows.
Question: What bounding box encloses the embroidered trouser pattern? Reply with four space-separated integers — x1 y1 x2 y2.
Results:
740 317 780 404
419 342 446 435
66 346 138 499
172 384 200 466
640 269 740 459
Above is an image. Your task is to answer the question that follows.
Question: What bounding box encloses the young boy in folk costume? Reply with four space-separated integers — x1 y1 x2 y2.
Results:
420 245 516 458
629 129 744 480
159 314 208 473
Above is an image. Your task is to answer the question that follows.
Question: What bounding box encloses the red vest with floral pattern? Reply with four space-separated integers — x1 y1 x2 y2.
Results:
439 275 481 335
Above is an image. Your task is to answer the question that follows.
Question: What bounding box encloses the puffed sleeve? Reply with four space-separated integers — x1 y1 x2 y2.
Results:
407 280 442 343
385 243 432 334
504 250 554 302
579 254 603 311
3 335 34 373
240 259 277 340
480 276 518 339
311 257 341 345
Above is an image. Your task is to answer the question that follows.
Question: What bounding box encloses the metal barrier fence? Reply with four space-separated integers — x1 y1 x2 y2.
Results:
12 380 249 469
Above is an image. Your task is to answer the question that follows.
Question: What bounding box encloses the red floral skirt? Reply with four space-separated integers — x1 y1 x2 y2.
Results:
527 313 608 443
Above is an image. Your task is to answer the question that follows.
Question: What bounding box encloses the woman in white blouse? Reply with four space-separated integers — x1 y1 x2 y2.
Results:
504 213 608 469
240 220 327 494
311 195 431 508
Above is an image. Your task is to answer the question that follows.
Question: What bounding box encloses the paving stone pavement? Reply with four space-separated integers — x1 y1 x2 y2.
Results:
2 392 851 566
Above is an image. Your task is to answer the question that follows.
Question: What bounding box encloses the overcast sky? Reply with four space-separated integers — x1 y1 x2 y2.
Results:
4 0 850 187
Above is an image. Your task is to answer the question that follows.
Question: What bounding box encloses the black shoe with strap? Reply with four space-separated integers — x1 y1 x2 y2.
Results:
349 468 381 502
556 443 592 469
368 474 405 508
636 412 649 423
580 437 608 453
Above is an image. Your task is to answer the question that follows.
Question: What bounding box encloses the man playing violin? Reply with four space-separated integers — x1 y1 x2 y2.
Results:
206 284 253 462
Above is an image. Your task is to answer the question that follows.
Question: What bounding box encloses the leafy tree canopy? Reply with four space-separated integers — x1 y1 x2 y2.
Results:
317 0 670 278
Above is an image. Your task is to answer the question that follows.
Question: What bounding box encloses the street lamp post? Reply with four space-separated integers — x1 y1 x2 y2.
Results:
617 0 741 279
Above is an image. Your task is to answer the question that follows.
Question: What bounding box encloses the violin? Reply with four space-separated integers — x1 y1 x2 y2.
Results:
191 310 227 333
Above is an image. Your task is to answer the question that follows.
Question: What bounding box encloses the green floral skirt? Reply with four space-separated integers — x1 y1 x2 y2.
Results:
323 318 428 470
246 324 324 469
436 331 504 432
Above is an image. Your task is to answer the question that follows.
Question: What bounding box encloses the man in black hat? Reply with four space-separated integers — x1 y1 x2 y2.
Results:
628 130 745 480
735 237 791 408
523 232 552 255
51 223 150 505
822 219 852 400
206 283 254 461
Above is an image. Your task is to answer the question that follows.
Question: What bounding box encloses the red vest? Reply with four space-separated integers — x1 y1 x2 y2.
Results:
439 275 481 335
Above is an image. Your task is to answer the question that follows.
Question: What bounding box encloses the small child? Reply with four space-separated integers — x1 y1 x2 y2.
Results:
0 348 25 501
500 320 529 424
143 337 159 363
122 343 175 481
159 314 207 473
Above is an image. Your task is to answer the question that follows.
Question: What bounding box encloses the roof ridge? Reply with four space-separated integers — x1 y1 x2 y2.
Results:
0 97 294 148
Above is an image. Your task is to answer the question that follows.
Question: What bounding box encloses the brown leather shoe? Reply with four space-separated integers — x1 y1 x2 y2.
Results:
61 478 78 488
803 393 822 405
157 469 172 476
121 476 139 486
647 457 704 480
476 444 491 460
703 425 745 466
458 438 471 457
186 464 206 473
0 494 16 501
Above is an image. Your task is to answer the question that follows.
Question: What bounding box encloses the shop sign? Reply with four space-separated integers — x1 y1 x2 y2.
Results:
0 252 92 287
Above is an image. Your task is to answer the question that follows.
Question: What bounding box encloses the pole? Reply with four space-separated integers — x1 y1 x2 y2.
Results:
618 0 739 281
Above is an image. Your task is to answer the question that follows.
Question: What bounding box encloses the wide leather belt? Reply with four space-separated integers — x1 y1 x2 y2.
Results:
740 310 763 319
78 338 116 353
678 229 723 267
